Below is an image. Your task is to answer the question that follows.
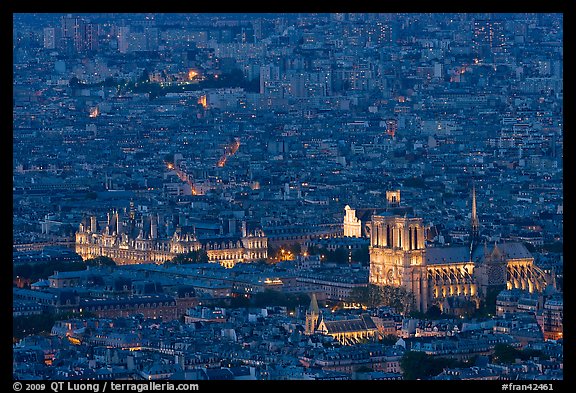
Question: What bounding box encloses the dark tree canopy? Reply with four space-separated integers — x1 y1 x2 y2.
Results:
347 284 414 314
168 250 209 265
400 351 465 380
252 289 310 310
85 256 117 267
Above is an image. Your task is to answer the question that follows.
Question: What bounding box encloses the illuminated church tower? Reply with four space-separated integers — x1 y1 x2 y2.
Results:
305 293 321 335
365 187 551 315
471 184 479 239
368 214 428 312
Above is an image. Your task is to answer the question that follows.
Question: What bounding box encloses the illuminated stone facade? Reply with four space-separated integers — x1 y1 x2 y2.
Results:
305 294 379 345
369 214 430 311
363 190 551 314
75 209 267 268
344 191 411 238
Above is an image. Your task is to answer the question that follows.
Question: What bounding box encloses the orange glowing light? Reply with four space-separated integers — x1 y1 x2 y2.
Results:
166 160 199 195
198 95 207 108
216 139 240 168
188 69 198 80
89 107 100 118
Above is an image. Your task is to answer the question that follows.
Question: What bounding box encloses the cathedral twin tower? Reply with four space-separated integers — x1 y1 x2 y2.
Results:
369 213 429 311
346 188 550 314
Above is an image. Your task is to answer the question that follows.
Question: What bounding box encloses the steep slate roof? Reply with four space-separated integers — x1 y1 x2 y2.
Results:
471 242 532 260
354 208 387 222
425 246 470 265
322 315 378 334
361 314 378 329
425 242 532 266
308 293 320 314
205 368 234 380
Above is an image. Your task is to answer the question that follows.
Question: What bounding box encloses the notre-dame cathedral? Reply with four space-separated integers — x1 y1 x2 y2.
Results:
345 189 552 313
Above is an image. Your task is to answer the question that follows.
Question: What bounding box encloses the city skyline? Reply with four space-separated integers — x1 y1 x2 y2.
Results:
12 12 564 384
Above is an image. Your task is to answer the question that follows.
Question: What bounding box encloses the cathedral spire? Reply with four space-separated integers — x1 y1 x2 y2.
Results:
308 293 320 315
305 293 321 335
469 183 480 261
471 183 479 240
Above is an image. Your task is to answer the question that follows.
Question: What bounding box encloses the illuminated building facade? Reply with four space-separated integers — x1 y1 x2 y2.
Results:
343 205 385 238
364 189 552 313
344 190 412 238
305 294 379 345
75 208 267 268
80 295 179 321
538 294 563 340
